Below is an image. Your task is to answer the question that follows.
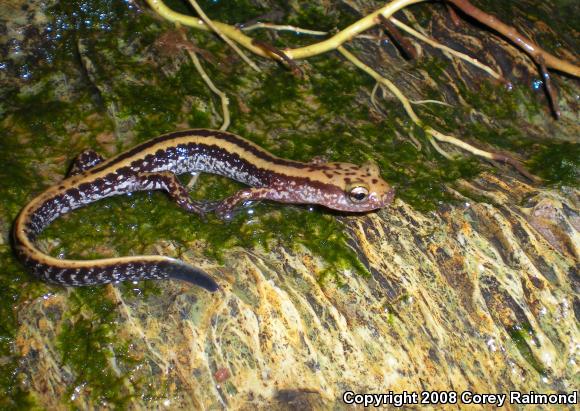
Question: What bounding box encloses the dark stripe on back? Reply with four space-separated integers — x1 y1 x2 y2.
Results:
89 129 308 174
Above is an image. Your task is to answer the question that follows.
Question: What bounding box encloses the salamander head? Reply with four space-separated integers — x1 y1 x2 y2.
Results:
311 161 395 212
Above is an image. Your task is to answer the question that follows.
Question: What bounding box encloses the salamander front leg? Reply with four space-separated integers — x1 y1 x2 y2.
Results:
214 188 278 220
67 149 105 176
133 172 219 215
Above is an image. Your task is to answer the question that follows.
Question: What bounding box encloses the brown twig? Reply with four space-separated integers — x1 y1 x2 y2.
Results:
251 39 303 77
446 0 579 76
489 153 539 183
538 56 561 119
153 28 218 64
377 14 417 60
446 0 577 119
445 3 462 27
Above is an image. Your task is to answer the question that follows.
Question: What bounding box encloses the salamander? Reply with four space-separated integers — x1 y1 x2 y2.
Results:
13 129 395 291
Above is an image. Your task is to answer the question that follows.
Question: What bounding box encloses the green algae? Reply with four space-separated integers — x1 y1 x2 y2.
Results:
528 142 579 187
0 250 41 411
310 55 375 116
286 1 360 32
508 324 548 377
194 0 265 25
57 287 144 408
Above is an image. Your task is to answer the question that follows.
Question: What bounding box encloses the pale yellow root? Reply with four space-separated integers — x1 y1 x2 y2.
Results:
186 0 261 71
144 0 274 58
241 23 327 36
146 0 579 76
185 48 231 131
284 0 427 59
338 46 505 163
389 17 502 80
177 28 231 130
145 0 428 60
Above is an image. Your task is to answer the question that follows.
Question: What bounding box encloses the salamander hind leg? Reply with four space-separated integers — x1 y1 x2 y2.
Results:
133 171 219 215
214 188 277 220
67 149 105 176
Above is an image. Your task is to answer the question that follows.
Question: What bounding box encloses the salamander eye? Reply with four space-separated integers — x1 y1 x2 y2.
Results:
348 186 369 203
